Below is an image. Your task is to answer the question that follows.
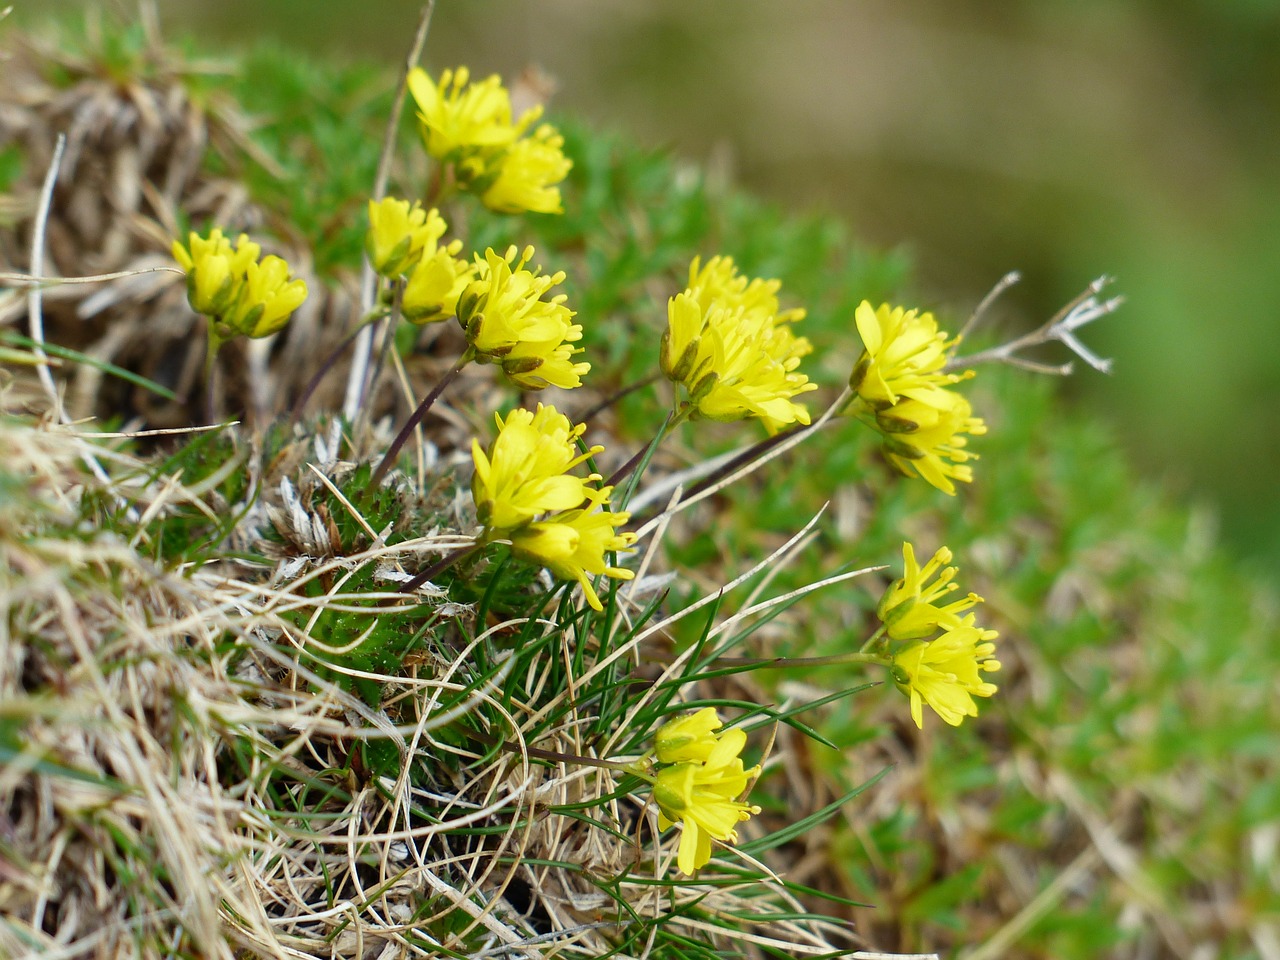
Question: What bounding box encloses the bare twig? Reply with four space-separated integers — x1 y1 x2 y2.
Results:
1 265 184 287
26 134 136 518
342 1 436 424
956 270 1020 342
27 134 66 410
949 276 1124 376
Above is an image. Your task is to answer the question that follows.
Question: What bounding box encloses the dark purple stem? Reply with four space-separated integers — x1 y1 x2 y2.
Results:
368 350 472 492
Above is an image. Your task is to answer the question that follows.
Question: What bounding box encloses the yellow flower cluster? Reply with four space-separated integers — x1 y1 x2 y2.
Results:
471 404 602 531
892 619 1001 728
661 255 816 429
879 542 1001 727
365 198 473 323
651 708 761 875
458 245 589 390
408 66 572 215
172 229 307 340
848 302 985 495
472 404 633 610
508 488 635 611
877 542 983 640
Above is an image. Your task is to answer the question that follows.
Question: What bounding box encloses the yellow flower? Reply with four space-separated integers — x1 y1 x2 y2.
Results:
402 247 474 324
892 616 1001 728
849 301 970 410
220 255 308 339
686 255 805 326
471 404 602 534
366 198 448 279
173 229 305 339
407 66 535 160
661 287 815 427
458 245 588 390
407 66 572 218
480 124 573 215
878 542 984 641
653 727 761 875
399 221 473 326
508 487 635 612
172 229 259 320
654 707 722 765
878 392 987 496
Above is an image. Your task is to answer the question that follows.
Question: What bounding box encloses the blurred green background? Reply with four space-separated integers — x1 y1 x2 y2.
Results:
28 0 1280 569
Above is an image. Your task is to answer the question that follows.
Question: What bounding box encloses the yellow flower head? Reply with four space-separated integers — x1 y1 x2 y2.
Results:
172 229 259 320
407 66 537 160
480 124 573 215
471 404 602 534
220 255 308 339
878 392 987 496
892 616 1001 728
653 727 761 875
849 301 969 410
662 269 816 427
173 229 305 339
402 245 474 324
654 707 723 765
508 487 636 612
686 255 806 326
878 542 984 641
458 245 588 390
366 198 447 279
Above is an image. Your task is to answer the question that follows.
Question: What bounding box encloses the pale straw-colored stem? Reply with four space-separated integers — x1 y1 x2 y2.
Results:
343 1 436 422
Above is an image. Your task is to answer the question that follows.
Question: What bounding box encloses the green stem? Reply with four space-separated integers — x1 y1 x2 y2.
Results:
711 650 893 671
860 624 889 654
203 331 222 423
467 726 639 772
368 348 474 493
605 410 674 491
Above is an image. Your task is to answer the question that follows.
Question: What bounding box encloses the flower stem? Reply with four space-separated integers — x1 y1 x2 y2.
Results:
467 726 639 772
291 306 389 424
679 423 800 501
203 331 222 423
712 650 892 671
398 540 482 594
579 371 662 425
860 624 889 654
368 348 474 492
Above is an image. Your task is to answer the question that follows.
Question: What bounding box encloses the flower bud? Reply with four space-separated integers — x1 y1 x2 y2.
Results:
848 352 871 394
501 355 544 377
661 330 702 384
876 407 921 434
457 285 486 329
688 371 719 405
882 434 925 460
655 707 722 764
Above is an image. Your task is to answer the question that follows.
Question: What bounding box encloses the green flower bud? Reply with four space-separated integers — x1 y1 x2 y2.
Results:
882 435 925 460
688 371 719 405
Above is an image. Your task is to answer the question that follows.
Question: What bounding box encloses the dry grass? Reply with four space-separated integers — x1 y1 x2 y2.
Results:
0 397 867 958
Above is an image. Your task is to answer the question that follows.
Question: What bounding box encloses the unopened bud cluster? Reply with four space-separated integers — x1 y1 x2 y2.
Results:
172 229 308 340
